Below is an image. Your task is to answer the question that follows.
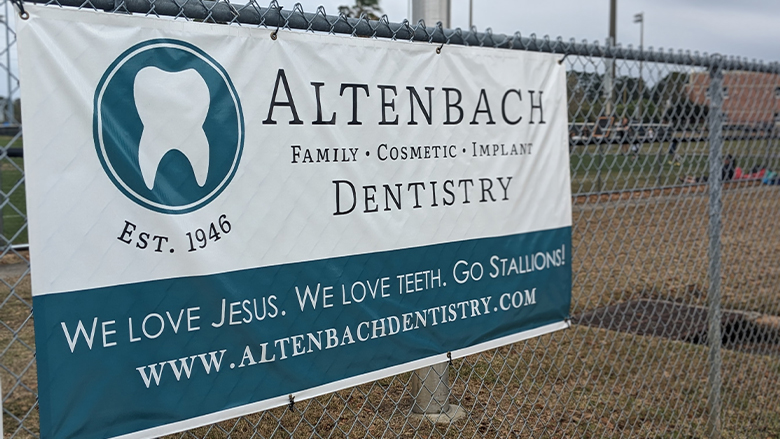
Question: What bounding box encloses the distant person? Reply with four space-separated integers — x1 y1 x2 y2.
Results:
762 169 779 185
620 117 631 155
682 155 737 184
668 138 680 164
722 154 736 181
630 141 641 157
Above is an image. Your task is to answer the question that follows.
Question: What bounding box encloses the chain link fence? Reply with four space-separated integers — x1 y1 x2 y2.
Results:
1 0 779 437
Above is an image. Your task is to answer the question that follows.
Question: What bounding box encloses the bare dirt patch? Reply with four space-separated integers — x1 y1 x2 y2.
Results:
574 299 780 355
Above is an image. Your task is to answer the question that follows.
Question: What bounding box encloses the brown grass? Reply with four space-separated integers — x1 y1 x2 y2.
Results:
2 186 780 438
0 276 38 439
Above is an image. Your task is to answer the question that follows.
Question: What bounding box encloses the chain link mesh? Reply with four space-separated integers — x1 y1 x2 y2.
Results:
2 0 779 437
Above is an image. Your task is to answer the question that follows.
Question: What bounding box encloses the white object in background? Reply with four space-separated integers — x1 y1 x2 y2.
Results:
411 0 450 28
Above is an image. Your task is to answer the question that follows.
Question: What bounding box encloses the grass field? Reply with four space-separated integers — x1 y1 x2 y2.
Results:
2 184 779 438
2 157 26 246
0 135 26 246
571 138 780 194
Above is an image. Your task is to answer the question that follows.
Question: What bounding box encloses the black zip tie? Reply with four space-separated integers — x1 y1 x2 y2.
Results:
436 42 444 54
11 0 28 20
270 3 283 40
288 394 295 411
558 53 569 65
447 351 452 366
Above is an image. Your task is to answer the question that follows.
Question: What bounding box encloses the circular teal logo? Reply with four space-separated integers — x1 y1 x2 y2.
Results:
94 39 244 214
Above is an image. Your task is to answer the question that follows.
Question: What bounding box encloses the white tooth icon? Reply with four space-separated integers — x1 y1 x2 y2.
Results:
134 66 211 190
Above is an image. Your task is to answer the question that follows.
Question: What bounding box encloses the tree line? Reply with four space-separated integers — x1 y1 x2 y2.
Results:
567 71 709 128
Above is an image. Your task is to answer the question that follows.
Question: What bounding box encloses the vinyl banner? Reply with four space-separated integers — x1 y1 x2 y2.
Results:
19 5 572 439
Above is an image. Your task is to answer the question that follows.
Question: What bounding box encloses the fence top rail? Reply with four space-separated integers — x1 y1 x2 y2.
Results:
24 0 780 73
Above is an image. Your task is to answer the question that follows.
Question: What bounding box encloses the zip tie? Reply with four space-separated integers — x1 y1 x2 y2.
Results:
288 394 295 411
558 53 569 65
270 4 283 40
436 42 444 54
447 351 453 366
11 0 27 20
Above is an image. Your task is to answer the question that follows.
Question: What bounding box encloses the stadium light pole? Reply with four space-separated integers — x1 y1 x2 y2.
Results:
609 0 617 48
605 0 616 116
634 12 644 123
469 0 473 28
599 0 617 194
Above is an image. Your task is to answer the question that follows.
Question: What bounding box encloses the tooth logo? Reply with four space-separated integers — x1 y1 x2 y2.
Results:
94 39 244 214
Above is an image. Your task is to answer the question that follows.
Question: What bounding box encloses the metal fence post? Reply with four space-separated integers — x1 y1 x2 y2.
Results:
706 55 723 439
411 364 449 414
596 143 604 194
410 363 465 422
0 0 10 247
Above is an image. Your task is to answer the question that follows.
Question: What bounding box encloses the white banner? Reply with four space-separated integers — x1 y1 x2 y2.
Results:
19 5 571 439
21 6 570 296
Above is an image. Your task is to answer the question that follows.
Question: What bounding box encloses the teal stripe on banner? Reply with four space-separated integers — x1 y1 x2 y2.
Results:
34 227 571 439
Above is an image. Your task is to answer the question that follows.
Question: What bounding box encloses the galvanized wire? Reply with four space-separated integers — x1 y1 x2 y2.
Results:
1 0 779 437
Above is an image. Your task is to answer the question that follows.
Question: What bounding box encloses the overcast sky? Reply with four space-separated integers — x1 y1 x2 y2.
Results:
6 0 778 99
290 0 780 63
